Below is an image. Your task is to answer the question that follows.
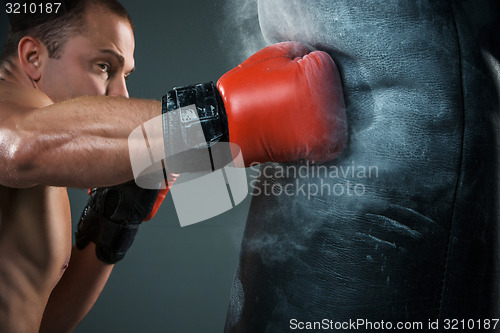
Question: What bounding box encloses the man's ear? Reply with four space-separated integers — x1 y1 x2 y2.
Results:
18 36 48 82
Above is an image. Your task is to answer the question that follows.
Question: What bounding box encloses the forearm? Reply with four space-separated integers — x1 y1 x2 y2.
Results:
1 96 161 188
39 244 114 333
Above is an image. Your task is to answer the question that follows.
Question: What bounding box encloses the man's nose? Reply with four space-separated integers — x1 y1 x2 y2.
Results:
107 77 129 98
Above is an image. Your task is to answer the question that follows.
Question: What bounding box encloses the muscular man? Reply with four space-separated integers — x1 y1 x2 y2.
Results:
0 1 162 331
0 0 347 331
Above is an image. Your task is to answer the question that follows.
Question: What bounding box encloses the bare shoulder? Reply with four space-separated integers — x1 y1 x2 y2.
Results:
0 81 53 121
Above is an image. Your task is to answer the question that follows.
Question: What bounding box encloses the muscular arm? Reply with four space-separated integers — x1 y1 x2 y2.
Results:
0 94 160 188
39 244 114 333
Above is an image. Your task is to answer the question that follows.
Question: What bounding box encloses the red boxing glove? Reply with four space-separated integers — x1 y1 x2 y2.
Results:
160 42 347 170
217 41 347 165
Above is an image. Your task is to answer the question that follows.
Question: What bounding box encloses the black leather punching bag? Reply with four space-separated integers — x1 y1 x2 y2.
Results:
225 1 500 332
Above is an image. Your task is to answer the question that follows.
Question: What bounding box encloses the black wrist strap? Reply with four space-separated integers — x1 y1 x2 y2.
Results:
161 82 231 173
162 81 229 145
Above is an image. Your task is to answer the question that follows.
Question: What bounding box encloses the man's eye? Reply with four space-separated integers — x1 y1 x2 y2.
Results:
97 63 110 72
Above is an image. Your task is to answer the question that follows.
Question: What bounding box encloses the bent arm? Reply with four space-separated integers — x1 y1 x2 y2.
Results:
39 244 114 333
0 96 160 188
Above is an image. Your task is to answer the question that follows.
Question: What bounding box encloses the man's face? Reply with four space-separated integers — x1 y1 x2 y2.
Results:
38 6 135 101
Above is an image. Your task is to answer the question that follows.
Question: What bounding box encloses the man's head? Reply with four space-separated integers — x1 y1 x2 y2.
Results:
0 0 135 101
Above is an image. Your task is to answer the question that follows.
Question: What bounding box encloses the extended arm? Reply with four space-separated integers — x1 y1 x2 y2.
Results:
0 95 160 189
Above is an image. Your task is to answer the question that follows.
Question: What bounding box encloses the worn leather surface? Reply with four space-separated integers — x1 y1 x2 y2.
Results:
225 1 500 332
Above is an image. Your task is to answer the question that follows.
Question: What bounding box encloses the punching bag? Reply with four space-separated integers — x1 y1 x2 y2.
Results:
225 1 500 332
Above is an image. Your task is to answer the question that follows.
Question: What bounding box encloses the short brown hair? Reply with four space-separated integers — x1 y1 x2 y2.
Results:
0 0 132 62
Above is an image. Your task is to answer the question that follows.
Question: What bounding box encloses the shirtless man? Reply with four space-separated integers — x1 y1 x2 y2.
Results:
0 1 166 331
0 0 346 331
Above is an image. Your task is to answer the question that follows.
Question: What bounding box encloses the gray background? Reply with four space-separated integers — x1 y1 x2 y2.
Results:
0 1 262 332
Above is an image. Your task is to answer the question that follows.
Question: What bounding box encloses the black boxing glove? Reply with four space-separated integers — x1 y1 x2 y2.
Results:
75 182 160 264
